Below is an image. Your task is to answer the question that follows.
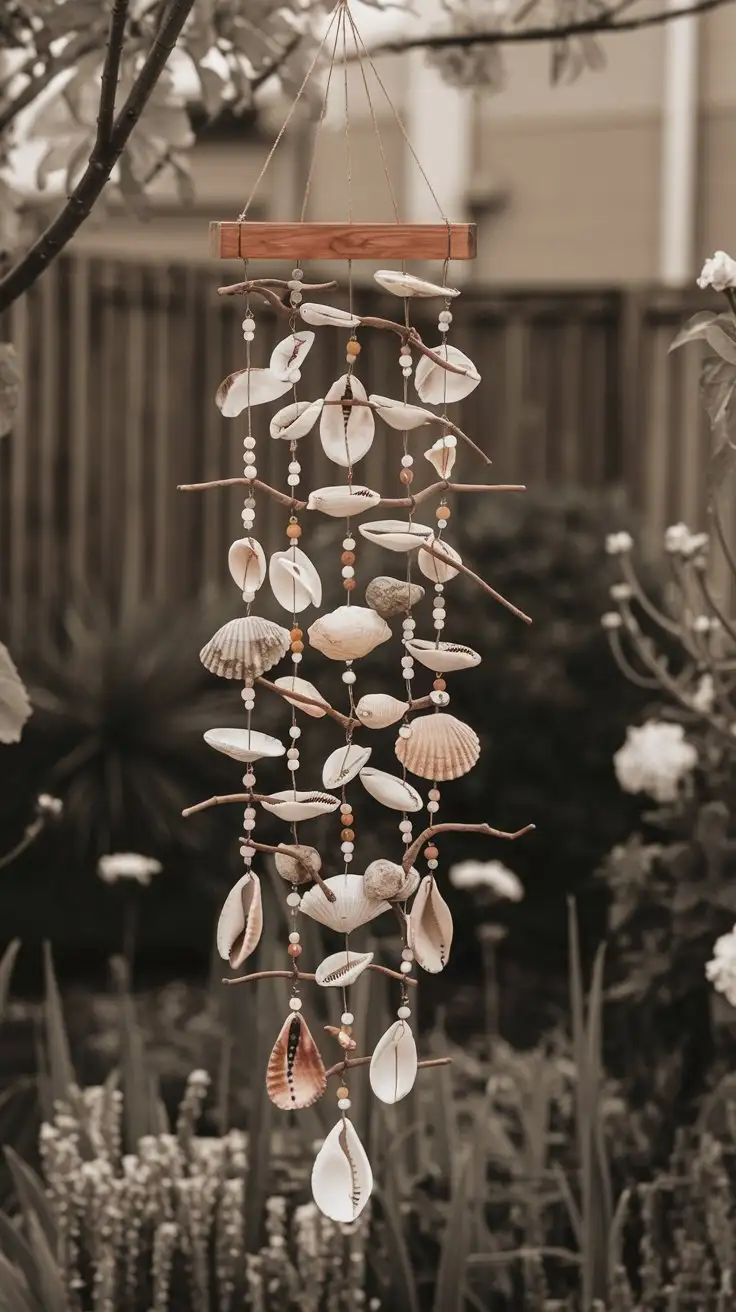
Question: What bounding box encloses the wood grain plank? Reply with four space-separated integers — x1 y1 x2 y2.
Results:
209 222 477 262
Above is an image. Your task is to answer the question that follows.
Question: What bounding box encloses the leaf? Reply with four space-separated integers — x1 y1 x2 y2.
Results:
0 942 20 1024
190 61 226 117
3 1150 56 1251
706 319 736 365
669 311 717 353
0 1211 46 1309
0 345 19 439
0 1249 35 1312
117 153 152 223
25 1214 65 1312
709 438 736 490
42 944 76 1107
0 645 31 744
110 956 160 1149
432 1151 473 1312
167 153 196 209
373 1181 420 1312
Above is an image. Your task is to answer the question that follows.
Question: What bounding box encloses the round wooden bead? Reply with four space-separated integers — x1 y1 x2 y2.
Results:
288 943 302 957
424 845 439 860
291 640 304 654
341 551 356 565
399 469 414 485
286 523 302 539
346 340 361 357
290 627 303 641
436 506 451 520
343 578 357 591
432 678 446 691
341 828 355 842
337 1085 349 1099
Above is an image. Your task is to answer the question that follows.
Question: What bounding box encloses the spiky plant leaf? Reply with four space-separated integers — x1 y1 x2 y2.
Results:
0 941 19 1023
3 1151 56 1252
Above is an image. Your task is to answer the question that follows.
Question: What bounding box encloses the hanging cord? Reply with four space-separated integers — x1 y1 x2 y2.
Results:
341 4 354 318
344 4 401 225
299 11 344 222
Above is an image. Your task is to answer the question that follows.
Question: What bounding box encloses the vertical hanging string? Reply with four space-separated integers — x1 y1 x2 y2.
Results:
299 14 344 222
341 1 354 321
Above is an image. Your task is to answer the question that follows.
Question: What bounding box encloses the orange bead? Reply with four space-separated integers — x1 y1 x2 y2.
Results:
288 943 302 957
341 551 356 565
346 340 361 357
341 828 355 842
399 469 414 485
286 523 302 539
343 578 357 591
436 506 451 520
341 813 354 826
290 627 303 641
425 845 439 861
433 678 446 691
291 640 304 654
337 1085 349 1099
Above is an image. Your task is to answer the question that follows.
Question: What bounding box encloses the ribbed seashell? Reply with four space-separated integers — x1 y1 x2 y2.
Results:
368 394 435 432
308 606 391 661
424 434 457 479
315 949 373 987
200 616 291 680
365 576 425 618
274 843 322 886
204 728 285 763
358 767 423 813
355 693 408 730
311 1117 373 1223
227 537 267 594
395 712 480 781
270 398 324 442
273 675 329 718
299 874 390 934
305 485 381 518
369 1020 418 1104
269 331 315 383
373 269 461 299
404 638 481 673
320 374 375 467
261 790 340 822
216 872 263 968
215 367 291 417
269 547 322 613
363 859 419 901
414 344 481 405
359 520 433 553
267 1013 327 1111
417 534 461 584
408 875 454 973
300 303 362 329
322 743 372 790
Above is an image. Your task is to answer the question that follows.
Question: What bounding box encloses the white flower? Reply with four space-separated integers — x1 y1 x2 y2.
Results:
610 583 632 602
706 925 736 1007
692 673 715 714
97 852 162 886
601 612 623 630
666 523 709 559
448 859 524 901
697 250 736 292
613 720 697 804
605 531 633 556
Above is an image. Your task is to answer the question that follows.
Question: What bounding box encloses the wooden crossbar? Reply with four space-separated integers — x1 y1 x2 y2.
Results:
210 222 477 262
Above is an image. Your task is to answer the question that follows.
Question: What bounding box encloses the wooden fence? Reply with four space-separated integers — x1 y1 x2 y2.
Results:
0 257 720 655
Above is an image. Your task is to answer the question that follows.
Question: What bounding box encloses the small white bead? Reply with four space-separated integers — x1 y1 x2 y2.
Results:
244 435 256 450
242 317 256 331
399 820 413 832
244 806 256 819
244 772 256 787
434 619 445 630
292 652 302 664
287 748 300 760
401 948 414 960
289 725 301 739
342 670 356 685
243 588 255 604
245 496 256 508
427 858 438 869
289 997 303 1011
430 690 450 707
287 759 299 771
291 268 304 281
244 331 255 342
439 310 453 324
288 461 301 474
290 291 303 305
402 832 413 844
341 565 354 579
287 280 301 291
287 892 301 908
401 367 412 378
433 596 445 609
427 801 439 814
397 1005 411 1020
399 353 412 366
401 655 413 668
289 931 300 944
243 817 255 830
401 454 414 468
338 1097 351 1110
287 474 301 487
400 961 413 975
341 1011 354 1025
435 583 444 593
402 618 416 631
343 537 356 550
244 464 257 480
398 725 412 739
438 322 449 334
341 842 354 855
241 511 255 526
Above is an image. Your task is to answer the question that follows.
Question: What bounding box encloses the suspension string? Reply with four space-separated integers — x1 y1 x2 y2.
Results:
300 12 344 222
344 3 401 225
341 3 354 317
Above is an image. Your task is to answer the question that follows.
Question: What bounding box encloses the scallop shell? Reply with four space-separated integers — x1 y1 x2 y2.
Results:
311 1117 373 1223
368 395 436 432
267 1013 327 1111
365 576 425 618
308 606 391 661
359 767 423 813
273 843 322 886
261 790 340 822
414 344 481 405
200 616 291 680
315 949 374 987
320 375 375 467
363 859 419 901
216 872 263 968
299 874 390 934
408 875 454 973
300 303 362 329
374 269 461 299
227 537 267 594
269 547 322 613
404 638 481 673
424 434 457 479
369 1020 418 1104
273 675 329 718
269 331 314 383
395 712 480 781
359 520 433 553
216 367 291 417
417 535 462 584
270 399 324 442
204 728 285 763
322 743 372 790
355 694 408 730
306 485 381 518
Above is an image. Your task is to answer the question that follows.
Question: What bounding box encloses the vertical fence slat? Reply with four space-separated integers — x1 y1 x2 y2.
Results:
69 258 91 596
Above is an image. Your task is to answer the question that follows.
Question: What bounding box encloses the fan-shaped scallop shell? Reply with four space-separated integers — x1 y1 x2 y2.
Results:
299 874 390 934
216 871 263 969
369 1020 418 1104
404 638 481 674
417 535 461 584
216 367 291 417
315 949 374 987
270 399 324 442
395 712 480 781
300 303 362 328
424 434 457 479
414 344 481 405
359 520 433 553
261 791 340 822
204 728 285 763
322 743 372 790
308 606 391 661
269 547 322 613
267 1013 327 1111
363 859 419 901
269 331 314 383
227 537 266 594
273 675 329 718
200 616 291 680
306 486 381 518
368 395 435 432
373 269 461 299
311 1117 373 1223
358 767 423 813
355 694 408 730
274 843 322 885
408 875 454 973
320 374 375 467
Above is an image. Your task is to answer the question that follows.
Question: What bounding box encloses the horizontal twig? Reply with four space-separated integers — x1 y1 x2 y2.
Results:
256 675 354 729
177 476 303 507
182 792 273 817
403 821 536 872
421 540 533 624
237 838 336 900
218 278 339 297
377 481 525 510
223 964 418 987
324 1054 452 1079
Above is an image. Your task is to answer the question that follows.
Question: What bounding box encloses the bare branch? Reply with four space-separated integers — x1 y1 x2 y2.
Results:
403 821 535 872
96 0 130 147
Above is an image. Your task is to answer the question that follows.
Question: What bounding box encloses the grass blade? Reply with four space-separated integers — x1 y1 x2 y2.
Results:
0 1212 45 1309
41 944 75 1105
0 1250 36 1312
373 1180 420 1312
110 956 161 1148
3 1149 56 1250
0 941 20 1023
433 1150 473 1312
25 1213 66 1312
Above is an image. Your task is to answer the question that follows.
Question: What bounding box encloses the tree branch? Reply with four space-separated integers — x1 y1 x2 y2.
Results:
96 0 130 148
324 1054 451 1079
0 35 101 136
402 821 535 872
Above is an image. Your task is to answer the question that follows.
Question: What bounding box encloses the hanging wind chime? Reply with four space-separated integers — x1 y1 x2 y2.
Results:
181 0 534 1225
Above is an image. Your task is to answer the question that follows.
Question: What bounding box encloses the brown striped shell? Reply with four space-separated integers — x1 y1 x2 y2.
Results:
200 615 291 681
266 1013 327 1112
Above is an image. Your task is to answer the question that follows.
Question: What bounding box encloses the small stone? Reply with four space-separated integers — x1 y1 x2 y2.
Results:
363 859 419 902
275 844 322 886
365 576 425 619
